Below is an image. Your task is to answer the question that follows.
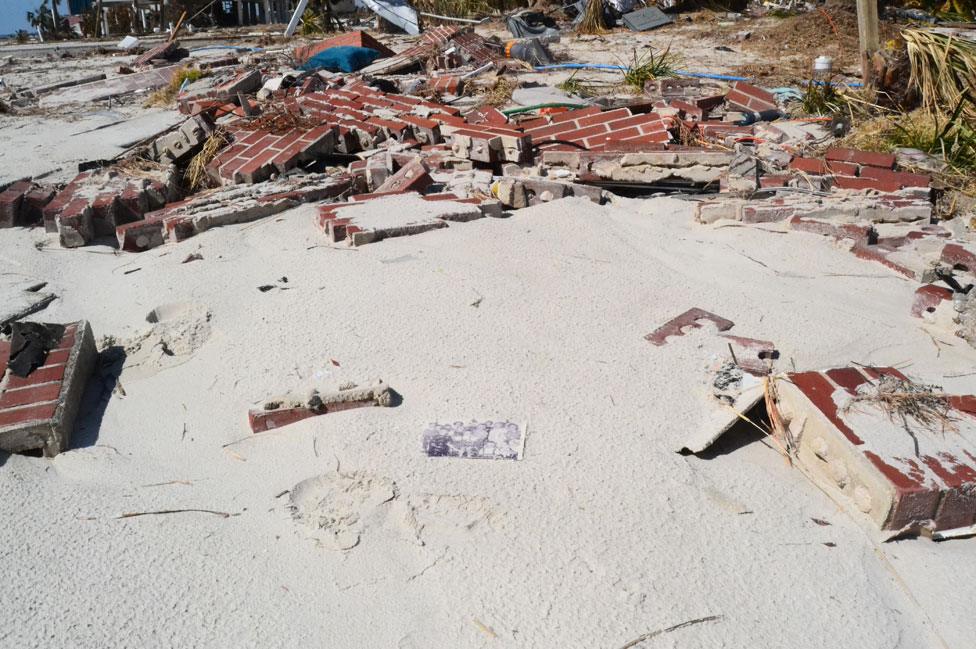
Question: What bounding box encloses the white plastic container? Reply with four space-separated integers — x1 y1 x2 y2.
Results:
813 55 833 76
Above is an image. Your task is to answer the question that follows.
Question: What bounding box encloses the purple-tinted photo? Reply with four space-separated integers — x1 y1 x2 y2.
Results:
422 420 524 460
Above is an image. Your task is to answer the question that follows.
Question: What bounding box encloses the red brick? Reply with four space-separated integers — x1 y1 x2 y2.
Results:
249 407 318 433
790 157 828 174
0 402 58 427
465 106 508 126
862 451 942 529
826 160 858 176
431 76 461 94
603 113 663 132
942 243 976 272
0 180 31 227
645 308 734 346
619 131 671 145
834 176 902 193
911 284 953 317
726 81 778 112
859 166 930 188
523 121 579 140
789 215 871 241
373 159 432 194
517 116 550 130
788 370 864 445
825 147 895 169
669 100 703 121
43 348 71 366
760 175 790 188
850 242 915 278
0 382 62 409
933 482 976 530
5 365 66 389
550 107 602 123
575 108 633 128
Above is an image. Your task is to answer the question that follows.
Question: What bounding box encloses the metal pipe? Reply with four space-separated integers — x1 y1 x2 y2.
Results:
417 12 488 24
283 0 309 36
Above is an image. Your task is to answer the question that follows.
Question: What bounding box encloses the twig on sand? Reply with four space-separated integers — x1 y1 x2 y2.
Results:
618 615 723 649
116 508 237 519
139 479 193 488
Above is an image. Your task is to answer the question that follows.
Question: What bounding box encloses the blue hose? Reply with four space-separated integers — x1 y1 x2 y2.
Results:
531 63 863 88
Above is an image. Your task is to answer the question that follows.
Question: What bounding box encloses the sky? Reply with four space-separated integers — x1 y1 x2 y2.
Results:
1 0 66 35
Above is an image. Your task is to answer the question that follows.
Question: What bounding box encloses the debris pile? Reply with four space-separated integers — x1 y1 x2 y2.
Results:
1 4 975 546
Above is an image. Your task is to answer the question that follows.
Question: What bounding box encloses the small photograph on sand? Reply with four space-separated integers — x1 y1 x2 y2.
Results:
422 420 525 460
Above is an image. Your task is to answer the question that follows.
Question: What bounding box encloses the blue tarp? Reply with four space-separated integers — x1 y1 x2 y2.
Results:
300 46 381 73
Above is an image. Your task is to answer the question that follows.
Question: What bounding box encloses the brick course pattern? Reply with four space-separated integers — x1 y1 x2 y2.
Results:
724 81 779 113
43 167 175 247
778 366 976 532
787 152 931 193
0 321 98 457
0 181 54 228
522 107 672 150
117 172 352 252
206 123 339 184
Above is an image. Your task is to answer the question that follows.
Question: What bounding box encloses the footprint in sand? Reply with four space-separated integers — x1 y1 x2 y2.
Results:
289 471 398 551
117 301 212 379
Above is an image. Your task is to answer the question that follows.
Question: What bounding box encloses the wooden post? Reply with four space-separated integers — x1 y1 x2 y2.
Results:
856 0 880 85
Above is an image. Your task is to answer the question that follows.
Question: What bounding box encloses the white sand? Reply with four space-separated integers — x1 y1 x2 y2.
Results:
0 196 975 648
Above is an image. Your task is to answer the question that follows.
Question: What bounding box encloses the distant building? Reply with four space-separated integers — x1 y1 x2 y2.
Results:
67 0 93 13
67 0 310 35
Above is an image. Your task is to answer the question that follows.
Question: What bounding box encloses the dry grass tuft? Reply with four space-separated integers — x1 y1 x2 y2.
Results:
184 128 230 193
903 28 976 122
115 156 170 179
145 67 206 107
845 373 957 436
576 0 607 35
479 76 517 107
556 72 610 99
